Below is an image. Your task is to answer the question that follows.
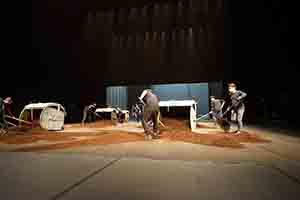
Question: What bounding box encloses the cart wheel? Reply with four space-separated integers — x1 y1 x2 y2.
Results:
124 113 129 122
111 112 118 125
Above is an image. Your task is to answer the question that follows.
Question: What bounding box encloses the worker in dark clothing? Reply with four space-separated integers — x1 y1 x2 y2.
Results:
115 107 126 123
131 103 142 123
4 97 14 117
82 103 97 125
138 89 160 140
210 96 225 126
225 83 247 134
0 97 7 134
136 104 143 123
0 97 13 135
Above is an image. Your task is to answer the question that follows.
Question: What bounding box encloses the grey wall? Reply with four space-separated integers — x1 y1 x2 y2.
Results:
107 83 209 115
151 83 209 114
106 82 225 115
106 86 128 109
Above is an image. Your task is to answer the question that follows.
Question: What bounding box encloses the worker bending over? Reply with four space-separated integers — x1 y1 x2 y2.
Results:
210 96 225 126
138 89 160 140
82 103 97 125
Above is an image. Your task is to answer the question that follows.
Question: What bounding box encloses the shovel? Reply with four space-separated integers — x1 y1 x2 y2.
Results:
194 111 213 122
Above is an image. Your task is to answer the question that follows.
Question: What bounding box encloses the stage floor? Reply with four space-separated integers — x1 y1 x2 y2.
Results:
0 119 300 199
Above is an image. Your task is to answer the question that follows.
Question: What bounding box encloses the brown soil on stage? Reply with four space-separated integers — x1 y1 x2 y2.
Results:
0 120 114 145
159 131 270 149
0 133 76 145
196 123 214 129
13 132 145 152
64 120 113 128
161 118 190 130
0 119 271 152
160 119 270 148
162 118 213 129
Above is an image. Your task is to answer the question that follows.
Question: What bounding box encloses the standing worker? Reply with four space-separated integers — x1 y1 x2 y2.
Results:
4 97 13 117
82 103 97 125
0 97 13 135
138 89 160 140
225 83 247 134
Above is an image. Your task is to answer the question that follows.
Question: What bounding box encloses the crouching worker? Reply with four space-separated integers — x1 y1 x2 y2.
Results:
210 96 225 127
138 89 160 140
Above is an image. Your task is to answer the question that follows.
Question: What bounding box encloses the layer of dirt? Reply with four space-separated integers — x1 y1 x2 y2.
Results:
159 131 270 149
13 132 145 152
64 120 113 129
161 118 190 130
1 120 114 145
159 119 270 148
0 132 76 144
196 123 215 129
1 118 271 152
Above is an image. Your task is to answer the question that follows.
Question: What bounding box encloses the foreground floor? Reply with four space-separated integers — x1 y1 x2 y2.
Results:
0 120 299 199
0 152 299 200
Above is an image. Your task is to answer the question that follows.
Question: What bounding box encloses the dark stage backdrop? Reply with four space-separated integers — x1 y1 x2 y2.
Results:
25 0 228 123
82 0 226 85
28 0 300 125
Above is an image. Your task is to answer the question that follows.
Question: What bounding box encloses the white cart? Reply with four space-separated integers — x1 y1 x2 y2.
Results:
95 107 129 123
19 103 66 131
159 100 197 131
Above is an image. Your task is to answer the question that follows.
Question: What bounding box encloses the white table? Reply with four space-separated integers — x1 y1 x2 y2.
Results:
95 108 129 122
159 100 197 131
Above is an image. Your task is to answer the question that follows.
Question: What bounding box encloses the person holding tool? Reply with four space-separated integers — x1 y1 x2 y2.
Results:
131 103 142 123
82 103 98 125
225 83 247 134
0 97 13 135
138 89 161 140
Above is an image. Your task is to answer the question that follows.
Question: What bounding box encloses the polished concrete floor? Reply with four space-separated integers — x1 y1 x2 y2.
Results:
0 125 299 200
